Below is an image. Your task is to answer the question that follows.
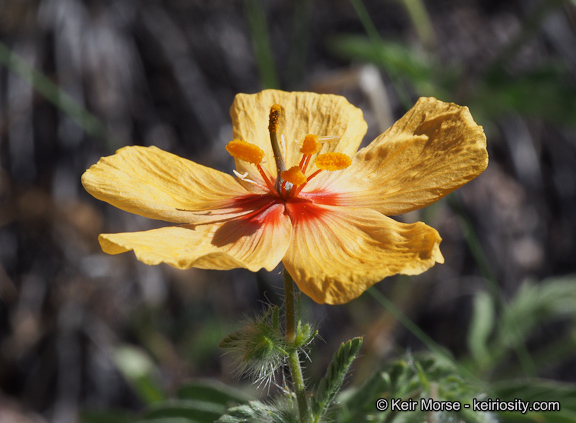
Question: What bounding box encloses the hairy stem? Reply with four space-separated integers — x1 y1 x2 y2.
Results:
284 270 310 423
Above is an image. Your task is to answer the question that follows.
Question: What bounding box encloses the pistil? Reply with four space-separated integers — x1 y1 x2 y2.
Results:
268 104 288 193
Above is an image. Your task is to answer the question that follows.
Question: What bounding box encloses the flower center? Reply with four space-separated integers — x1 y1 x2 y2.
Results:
226 105 351 201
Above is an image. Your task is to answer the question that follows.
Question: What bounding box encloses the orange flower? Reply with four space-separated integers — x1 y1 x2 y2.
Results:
81 90 487 304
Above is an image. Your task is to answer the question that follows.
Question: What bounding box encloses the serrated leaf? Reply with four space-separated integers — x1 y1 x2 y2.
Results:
491 276 576 370
312 337 363 419
216 400 275 423
336 352 494 423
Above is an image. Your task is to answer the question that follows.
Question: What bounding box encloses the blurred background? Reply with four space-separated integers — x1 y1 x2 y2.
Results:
1 0 576 422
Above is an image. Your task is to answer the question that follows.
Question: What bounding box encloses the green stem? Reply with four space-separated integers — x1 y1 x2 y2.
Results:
284 270 296 342
283 270 310 423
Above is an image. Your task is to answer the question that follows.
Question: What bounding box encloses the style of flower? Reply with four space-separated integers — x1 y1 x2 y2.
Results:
81 90 488 304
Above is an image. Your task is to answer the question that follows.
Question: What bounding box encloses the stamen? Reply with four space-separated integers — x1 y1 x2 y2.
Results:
281 166 307 187
300 135 321 155
315 152 352 171
255 164 277 193
317 135 341 143
299 154 311 174
233 170 249 179
297 135 319 174
227 141 276 193
233 170 267 190
226 140 265 164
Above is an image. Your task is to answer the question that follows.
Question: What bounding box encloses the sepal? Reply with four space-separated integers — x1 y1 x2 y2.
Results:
219 307 288 386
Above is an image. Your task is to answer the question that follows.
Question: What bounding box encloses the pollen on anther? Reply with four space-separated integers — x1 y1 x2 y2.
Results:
300 135 320 155
268 104 281 133
225 140 265 164
281 166 307 187
315 152 352 171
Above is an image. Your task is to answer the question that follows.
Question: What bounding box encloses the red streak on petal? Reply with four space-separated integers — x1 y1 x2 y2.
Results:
224 188 344 229
299 190 344 207
212 202 287 247
225 193 286 228
285 197 330 226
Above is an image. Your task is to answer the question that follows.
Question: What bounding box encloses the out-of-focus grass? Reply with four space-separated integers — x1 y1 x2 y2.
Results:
2 0 576 422
0 40 109 143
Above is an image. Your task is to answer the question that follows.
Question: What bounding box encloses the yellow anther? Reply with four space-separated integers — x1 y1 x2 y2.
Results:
281 166 307 187
225 140 265 164
315 152 352 171
300 135 321 155
268 104 281 133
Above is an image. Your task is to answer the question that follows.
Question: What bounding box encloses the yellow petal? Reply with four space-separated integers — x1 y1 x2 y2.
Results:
230 90 367 178
82 146 250 223
317 97 488 215
99 203 292 272
282 206 443 305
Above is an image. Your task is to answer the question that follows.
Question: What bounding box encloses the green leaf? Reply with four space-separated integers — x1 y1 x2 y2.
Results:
142 399 225 423
490 276 576 373
137 419 198 423
312 337 363 419
468 290 495 368
216 400 275 423
80 410 135 423
113 345 165 405
177 380 254 406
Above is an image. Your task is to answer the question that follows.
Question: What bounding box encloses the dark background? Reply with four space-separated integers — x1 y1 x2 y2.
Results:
1 0 576 422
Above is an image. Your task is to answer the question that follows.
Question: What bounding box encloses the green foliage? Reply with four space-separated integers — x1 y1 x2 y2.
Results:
141 399 225 423
137 419 199 423
468 290 496 370
472 67 576 126
293 321 318 350
91 275 576 423
494 379 576 422
312 337 363 420
216 399 299 423
177 380 255 405
328 34 576 127
80 410 135 423
466 276 576 377
327 34 450 98
336 353 495 423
